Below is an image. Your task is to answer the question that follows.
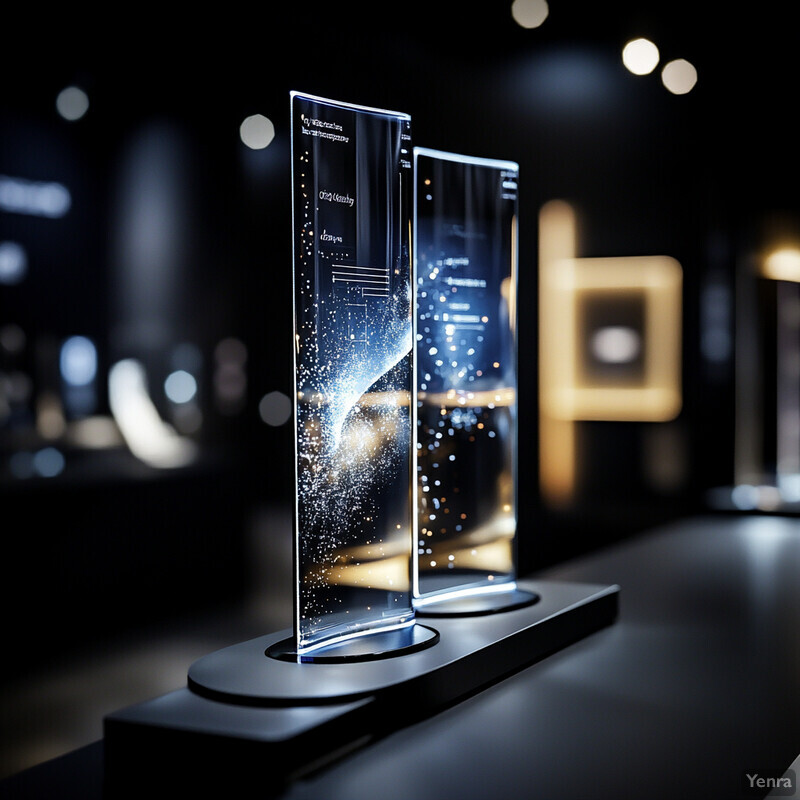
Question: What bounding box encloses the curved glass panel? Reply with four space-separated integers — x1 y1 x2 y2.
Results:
413 148 519 601
290 92 414 653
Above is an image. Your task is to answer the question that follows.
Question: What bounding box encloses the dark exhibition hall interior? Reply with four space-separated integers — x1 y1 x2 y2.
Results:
1 2 799 798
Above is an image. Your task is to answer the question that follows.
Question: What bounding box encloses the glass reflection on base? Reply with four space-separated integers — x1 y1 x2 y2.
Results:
266 620 439 664
413 581 538 618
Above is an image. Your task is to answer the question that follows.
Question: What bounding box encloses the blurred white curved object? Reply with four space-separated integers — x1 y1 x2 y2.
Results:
108 358 197 469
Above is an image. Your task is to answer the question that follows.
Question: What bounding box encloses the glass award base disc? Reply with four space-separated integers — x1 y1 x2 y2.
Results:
414 587 539 618
182 580 612 707
267 623 440 664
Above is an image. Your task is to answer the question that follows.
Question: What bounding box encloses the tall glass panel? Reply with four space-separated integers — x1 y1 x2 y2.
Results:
413 148 519 602
290 93 414 653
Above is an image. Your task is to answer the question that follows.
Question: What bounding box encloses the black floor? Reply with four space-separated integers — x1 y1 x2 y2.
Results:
0 505 294 782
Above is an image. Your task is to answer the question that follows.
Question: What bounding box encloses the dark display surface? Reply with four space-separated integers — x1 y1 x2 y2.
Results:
412 148 519 599
5 515 800 800
276 515 800 800
290 93 414 653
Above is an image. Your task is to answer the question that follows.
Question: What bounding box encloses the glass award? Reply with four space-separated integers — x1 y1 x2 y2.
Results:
104 109 620 779
412 148 535 615
285 92 436 659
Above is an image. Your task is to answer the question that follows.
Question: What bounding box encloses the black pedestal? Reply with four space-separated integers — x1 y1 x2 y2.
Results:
103 579 618 796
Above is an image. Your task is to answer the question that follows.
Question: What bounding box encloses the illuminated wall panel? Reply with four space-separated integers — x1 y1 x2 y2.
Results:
542 255 683 422
413 148 519 601
539 200 682 507
290 93 414 653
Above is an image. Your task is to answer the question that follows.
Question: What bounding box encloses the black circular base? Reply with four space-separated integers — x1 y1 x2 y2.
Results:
185 581 613 706
415 588 539 618
267 623 440 664
188 623 441 704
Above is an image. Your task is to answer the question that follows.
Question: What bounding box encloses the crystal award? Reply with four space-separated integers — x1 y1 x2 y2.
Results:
102 110 619 785
286 92 436 658
412 148 535 615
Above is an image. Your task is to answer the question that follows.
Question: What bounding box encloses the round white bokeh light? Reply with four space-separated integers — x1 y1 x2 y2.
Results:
622 38 660 75
56 86 89 121
240 114 275 149
662 59 698 94
591 326 642 364
259 390 291 426
511 0 549 29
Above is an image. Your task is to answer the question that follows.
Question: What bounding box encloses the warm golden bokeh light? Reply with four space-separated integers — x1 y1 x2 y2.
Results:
538 200 579 508
762 246 800 283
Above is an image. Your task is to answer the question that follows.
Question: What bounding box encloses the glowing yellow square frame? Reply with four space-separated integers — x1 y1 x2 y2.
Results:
541 255 682 422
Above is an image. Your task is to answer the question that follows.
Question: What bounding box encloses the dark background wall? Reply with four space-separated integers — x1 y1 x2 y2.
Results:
1 2 797 674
